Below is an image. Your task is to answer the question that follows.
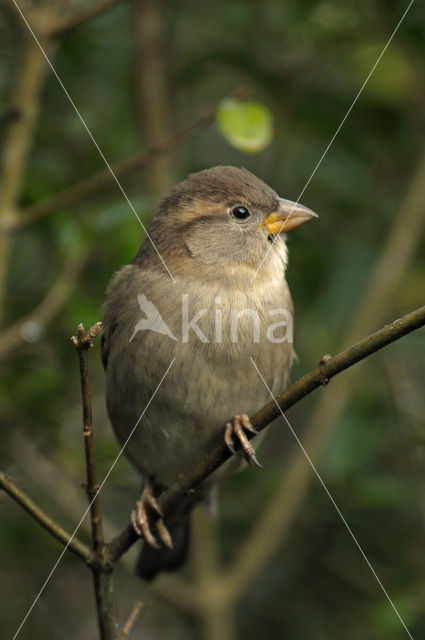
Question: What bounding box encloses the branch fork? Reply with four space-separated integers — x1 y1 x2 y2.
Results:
1 306 425 639
72 321 102 350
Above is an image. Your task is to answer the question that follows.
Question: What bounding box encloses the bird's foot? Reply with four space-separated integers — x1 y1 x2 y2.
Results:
224 414 262 468
131 482 173 549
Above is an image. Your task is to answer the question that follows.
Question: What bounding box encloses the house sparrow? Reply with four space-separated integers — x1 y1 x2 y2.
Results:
102 166 317 579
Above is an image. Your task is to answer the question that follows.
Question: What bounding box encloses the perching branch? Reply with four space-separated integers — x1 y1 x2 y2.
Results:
107 304 425 564
72 322 117 640
2 306 424 638
0 471 90 562
72 322 104 550
222 144 425 598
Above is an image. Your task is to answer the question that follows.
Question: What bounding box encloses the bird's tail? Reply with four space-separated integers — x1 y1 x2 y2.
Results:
135 515 191 581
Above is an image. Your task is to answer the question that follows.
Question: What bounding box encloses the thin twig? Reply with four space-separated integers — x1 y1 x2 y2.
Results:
9 430 121 545
3 111 214 233
118 601 144 639
222 145 425 599
1 90 249 235
49 0 124 38
0 246 88 360
72 321 117 640
2 305 424 635
135 0 175 195
107 304 425 564
72 322 104 550
0 35 52 323
0 471 91 562
190 507 237 640
151 576 199 612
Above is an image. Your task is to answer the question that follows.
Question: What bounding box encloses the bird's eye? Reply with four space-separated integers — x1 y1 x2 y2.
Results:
231 206 250 220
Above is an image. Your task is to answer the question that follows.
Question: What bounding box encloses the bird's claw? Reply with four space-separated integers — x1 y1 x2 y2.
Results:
225 414 262 468
131 484 173 549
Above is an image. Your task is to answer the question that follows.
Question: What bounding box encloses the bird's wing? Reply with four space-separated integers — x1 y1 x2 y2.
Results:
102 266 135 370
101 334 108 370
101 326 113 370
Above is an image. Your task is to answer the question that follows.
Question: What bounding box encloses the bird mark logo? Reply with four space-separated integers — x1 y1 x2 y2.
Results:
129 294 178 342
129 293 293 345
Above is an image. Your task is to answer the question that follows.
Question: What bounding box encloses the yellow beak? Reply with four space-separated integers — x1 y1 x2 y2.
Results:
259 198 318 234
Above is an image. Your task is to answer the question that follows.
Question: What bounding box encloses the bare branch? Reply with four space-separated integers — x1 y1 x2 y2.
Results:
49 0 125 38
4 305 424 635
1 91 248 235
135 0 175 195
107 304 425 565
9 430 122 544
72 322 117 640
1 109 214 234
0 35 53 323
118 601 144 640
0 471 91 562
0 246 88 360
150 576 199 612
190 507 237 639
222 145 425 599
72 321 104 549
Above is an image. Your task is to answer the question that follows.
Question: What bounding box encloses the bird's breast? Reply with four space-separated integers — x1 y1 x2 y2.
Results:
105 266 293 485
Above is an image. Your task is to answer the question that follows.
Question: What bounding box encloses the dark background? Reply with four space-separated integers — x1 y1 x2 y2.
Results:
0 1 424 638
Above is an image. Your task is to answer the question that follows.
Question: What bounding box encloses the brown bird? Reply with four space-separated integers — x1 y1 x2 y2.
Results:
102 166 317 579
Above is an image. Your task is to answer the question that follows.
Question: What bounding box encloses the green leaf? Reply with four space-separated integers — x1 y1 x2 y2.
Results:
216 98 273 153
350 43 416 104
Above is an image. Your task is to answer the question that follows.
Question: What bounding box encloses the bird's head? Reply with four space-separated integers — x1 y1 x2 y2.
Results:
144 166 317 278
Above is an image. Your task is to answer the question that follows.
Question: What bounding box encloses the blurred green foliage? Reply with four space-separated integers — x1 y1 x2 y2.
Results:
217 98 273 152
0 0 424 638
